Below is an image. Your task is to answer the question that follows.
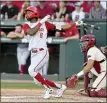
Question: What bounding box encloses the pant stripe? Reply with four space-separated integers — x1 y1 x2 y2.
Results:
34 50 47 72
95 72 107 88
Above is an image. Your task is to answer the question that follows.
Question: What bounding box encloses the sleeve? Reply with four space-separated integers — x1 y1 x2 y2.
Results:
45 21 56 31
71 23 79 36
22 23 30 35
87 48 96 61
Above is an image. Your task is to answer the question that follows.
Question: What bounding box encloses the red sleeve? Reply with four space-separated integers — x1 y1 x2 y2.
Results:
22 23 30 35
45 21 56 31
71 23 79 36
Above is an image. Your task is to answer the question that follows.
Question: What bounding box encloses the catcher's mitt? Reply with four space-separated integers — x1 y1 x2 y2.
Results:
66 74 79 88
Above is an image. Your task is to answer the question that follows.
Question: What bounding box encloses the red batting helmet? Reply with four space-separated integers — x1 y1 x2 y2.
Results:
80 34 96 52
24 6 39 20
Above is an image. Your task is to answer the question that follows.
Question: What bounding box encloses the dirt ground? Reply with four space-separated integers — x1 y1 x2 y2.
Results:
1 88 106 102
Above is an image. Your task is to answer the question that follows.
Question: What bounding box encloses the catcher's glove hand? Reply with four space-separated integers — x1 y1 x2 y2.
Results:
66 74 79 88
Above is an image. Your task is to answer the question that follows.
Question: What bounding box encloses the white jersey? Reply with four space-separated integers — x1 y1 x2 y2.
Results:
71 10 85 21
25 21 48 50
87 46 106 73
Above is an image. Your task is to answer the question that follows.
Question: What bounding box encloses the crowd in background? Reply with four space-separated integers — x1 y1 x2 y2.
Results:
0 0 107 37
0 0 106 36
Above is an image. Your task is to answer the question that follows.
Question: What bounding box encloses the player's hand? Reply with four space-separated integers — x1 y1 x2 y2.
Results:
40 15 50 23
75 21 83 26
66 74 79 88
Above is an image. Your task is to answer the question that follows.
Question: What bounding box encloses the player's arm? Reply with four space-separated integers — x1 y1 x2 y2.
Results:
55 22 79 32
64 23 79 41
83 59 94 73
77 49 96 78
66 60 94 88
26 15 50 36
64 35 79 42
7 31 24 39
26 23 41 36
45 22 72 32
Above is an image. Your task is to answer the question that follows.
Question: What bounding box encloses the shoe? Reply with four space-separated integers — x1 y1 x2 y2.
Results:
55 84 67 98
43 88 53 99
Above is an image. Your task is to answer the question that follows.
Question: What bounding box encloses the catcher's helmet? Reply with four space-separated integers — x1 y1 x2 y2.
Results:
24 6 39 20
80 34 96 52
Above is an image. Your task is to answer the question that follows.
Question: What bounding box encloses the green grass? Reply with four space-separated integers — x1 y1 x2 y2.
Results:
1 82 43 89
1 81 84 90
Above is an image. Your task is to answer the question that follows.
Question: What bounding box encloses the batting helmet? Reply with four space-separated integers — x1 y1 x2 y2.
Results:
80 34 96 52
24 6 39 20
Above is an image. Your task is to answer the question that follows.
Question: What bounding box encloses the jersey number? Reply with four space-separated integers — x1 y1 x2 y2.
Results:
40 33 43 38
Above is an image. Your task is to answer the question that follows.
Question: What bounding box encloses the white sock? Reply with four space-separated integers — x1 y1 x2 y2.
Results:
55 83 62 88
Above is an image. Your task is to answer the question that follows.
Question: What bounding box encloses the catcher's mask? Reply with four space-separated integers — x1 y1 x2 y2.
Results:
80 34 96 52
24 6 39 21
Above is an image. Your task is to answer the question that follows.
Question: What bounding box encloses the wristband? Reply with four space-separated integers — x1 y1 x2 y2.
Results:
77 70 84 77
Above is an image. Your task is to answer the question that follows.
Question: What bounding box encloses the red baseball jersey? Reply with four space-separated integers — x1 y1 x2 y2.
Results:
60 23 79 37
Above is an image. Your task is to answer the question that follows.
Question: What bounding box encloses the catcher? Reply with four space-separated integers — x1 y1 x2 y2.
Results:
66 34 107 97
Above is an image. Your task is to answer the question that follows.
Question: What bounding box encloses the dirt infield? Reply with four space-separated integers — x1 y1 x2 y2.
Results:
1 89 106 102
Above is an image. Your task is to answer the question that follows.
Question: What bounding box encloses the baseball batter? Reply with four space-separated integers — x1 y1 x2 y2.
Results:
22 6 80 99
7 24 30 74
67 34 107 97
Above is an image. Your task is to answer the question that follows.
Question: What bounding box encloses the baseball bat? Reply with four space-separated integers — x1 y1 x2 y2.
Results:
76 21 100 30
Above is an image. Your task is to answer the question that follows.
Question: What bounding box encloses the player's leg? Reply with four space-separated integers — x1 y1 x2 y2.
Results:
42 62 49 78
45 78 67 98
88 72 107 97
84 72 93 93
28 50 53 98
28 50 50 87
42 57 67 97
20 47 30 74
16 47 22 73
78 71 94 95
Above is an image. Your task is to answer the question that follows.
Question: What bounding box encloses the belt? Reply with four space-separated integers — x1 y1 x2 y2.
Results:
31 48 44 53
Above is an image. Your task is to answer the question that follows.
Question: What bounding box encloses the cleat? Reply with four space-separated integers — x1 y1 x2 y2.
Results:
55 84 67 98
43 88 53 99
